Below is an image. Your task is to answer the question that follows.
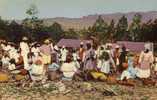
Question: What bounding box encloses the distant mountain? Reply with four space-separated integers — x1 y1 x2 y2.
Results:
19 11 157 30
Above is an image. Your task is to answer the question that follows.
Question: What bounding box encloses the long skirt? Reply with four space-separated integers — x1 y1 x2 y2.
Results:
136 68 150 78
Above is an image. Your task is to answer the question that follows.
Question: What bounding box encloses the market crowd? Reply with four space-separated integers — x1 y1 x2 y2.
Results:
0 37 157 85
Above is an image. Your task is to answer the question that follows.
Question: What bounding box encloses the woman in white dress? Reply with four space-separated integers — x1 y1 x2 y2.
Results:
136 44 154 78
97 50 111 74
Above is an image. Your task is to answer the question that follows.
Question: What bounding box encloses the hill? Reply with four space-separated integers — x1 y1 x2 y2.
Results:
16 11 157 30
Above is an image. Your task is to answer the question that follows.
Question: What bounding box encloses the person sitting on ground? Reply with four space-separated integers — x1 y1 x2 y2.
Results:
120 55 138 80
60 54 78 81
29 58 45 82
97 50 111 75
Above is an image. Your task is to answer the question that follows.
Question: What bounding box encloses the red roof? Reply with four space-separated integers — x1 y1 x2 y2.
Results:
117 41 153 52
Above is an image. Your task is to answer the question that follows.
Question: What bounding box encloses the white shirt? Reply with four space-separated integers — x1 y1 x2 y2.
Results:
60 62 77 78
20 42 30 55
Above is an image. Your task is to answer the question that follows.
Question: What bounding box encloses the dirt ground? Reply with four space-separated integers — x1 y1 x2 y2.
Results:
0 81 157 100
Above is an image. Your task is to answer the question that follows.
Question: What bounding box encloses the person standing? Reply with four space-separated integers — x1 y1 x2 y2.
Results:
136 44 154 78
119 45 128 73
83 42 96 71
78 42 85 62
60 46 68 63
20 37 30 70
113 45 120 68
40 39 52 65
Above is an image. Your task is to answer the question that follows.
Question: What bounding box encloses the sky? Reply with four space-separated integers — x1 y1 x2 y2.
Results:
0 0 157 20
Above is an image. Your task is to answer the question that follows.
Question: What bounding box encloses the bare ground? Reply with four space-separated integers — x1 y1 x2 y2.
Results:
0 81 157 100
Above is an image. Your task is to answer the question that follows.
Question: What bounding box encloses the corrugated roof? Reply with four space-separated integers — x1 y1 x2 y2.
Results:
57 38 91 48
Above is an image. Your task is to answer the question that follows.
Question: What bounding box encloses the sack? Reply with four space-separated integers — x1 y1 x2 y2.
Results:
0 72 9 82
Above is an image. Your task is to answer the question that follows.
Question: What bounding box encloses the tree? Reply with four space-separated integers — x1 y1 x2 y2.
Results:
91 15 108 43
129 13 142 41
47 22 64 42
108 19 115 42
0 17 9 40
140 18 157 43
22 4 44 41
92 15 107 32
115 15 128 41
64 28 79 39
8 20 24 42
